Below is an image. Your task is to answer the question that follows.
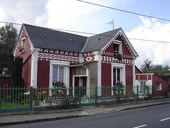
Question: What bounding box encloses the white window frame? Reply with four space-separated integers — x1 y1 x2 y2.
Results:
113 40 122 54
20 37 26 50
49 60 69 89
111 63 125 95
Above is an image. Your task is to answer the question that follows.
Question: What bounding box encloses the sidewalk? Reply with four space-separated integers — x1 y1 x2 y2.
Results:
1 98 170 126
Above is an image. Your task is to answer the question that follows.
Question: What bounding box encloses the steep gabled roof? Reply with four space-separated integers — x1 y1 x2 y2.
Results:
15 24 138 58
82 28 138 57
24 24 87 52
82 28 121 52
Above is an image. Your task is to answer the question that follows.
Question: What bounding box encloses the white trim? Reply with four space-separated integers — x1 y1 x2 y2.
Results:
111 63 125 89
97 55 102 96
49 60 70 89
30 50 38 88
132 60 135 87
86 67 90 97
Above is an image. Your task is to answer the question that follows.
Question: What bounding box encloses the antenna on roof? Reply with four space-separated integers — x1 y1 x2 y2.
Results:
106 18 114 30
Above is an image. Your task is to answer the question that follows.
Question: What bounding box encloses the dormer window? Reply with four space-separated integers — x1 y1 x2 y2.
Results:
114 43 120 54
113 41 122 60
113 41 122 54
20 37 26 52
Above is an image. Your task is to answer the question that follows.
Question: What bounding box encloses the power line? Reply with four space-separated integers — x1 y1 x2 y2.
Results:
77 0 170 22
0 20 21 26
128 38 170 44
0 20 170 44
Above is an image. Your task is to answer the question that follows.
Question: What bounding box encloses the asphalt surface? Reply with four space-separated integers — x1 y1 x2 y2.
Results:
2 104 170 128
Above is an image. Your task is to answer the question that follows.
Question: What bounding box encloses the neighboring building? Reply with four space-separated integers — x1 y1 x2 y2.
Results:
13 24 138 97
0 74 10 87
134 67 168 97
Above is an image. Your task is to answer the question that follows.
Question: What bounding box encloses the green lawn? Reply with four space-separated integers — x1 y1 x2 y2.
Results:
1 103 29 109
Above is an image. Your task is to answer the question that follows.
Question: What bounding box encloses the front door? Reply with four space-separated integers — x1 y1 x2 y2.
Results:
74 77 87 98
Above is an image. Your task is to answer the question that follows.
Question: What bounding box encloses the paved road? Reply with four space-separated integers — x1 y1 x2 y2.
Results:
2 104 170 128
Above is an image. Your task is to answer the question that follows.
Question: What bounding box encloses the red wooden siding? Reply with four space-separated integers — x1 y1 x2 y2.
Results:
15 29 32 63
152 74 168 97
125 65 133 86
104 43 114 53
37 60 50 88
15 28 33 88
140 75 147 80
101 63 111 87
22 56 31 88
101 63 111 96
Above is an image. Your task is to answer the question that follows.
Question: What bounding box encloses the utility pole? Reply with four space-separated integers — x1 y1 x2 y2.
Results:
106 18 114 30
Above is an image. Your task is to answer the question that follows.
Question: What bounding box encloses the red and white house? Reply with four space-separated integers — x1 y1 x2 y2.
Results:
13 24 139 97
135 67 168 97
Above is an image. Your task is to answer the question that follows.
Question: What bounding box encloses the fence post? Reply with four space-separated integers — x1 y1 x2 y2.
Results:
79 86 82 106
95 86 98 106
29 86 33 112
117 83 120 102
136 85 139 100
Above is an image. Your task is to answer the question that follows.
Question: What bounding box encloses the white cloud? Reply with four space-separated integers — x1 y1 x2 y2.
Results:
0 0 48 27
126 16 170 67
45 0 114 33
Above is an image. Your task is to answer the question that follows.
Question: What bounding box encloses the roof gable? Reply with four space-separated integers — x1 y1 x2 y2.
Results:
23 24 87 52
82 28 120 52
82 28 138 57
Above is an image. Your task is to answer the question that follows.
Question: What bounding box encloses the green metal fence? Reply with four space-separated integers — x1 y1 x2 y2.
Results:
0 85 157 113
0 86 31 113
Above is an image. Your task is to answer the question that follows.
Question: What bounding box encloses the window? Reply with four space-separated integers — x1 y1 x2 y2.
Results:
20 37 26 52
53 65 65 83
114 43 120 54
156 83 162 91
140 81 146 93
113 68 121 85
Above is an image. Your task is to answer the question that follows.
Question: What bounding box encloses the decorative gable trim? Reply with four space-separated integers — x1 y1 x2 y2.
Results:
116 29 139 58
101 28 138 59
13 24 34 57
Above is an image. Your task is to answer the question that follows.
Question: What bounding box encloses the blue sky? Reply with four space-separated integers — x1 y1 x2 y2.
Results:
0 0 170 67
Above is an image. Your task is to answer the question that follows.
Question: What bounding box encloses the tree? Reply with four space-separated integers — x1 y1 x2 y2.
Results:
141 59 152 72
0 23 17 74
141 59 170 75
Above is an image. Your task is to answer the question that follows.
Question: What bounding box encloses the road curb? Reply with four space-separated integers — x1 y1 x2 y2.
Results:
1 101 170 126
0 115 86 126
115 102 170 111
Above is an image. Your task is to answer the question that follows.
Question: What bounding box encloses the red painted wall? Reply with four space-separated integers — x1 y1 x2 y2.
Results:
37 60 50 88
101 63 111 87
22 56 31 88
152 74 168 97
126 65 133 87
104 43 114 53
15 27 32 88
101 63 111 96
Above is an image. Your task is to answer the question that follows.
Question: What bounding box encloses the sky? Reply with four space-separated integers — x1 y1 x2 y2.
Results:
0 0 170 68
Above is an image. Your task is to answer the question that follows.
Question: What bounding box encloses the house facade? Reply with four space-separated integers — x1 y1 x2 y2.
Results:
13 24 138 96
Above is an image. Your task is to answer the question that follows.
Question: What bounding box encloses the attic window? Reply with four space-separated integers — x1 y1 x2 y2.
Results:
113 41 122 55
20 37 26 52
